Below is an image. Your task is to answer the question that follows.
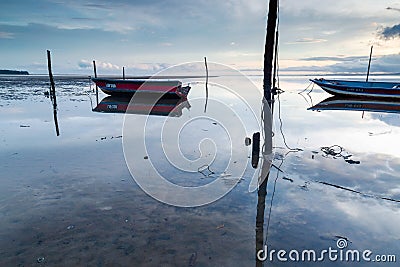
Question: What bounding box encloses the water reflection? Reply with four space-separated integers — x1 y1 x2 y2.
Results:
91 77 275 264
93 95 190 117
252 76 400 265
45 83 61 136
121 76 270 207
263 148 400 264
90 73 274 264
309 96 400 114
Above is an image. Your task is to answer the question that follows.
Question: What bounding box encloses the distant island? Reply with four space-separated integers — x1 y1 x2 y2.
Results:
0 69 29 75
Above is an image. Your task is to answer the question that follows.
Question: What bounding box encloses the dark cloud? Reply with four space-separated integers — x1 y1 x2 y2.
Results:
380 24 400 39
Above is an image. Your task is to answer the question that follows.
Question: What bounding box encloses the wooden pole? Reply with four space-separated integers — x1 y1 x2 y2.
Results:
256 1 278 265
366 45 373 82
46 50 60 136
263 0 278 107
123 67 125 80
272 31 279 90
47 50 56 96
93 60 98 105
204 57 209 113
93 60 97 78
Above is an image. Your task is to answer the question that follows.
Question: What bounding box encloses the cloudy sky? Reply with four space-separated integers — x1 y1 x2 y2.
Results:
0 0 399 74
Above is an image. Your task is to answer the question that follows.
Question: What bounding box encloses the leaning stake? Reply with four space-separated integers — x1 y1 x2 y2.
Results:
47 50 56 96
366 45 373 82
46 50 60 136
204 57 209 113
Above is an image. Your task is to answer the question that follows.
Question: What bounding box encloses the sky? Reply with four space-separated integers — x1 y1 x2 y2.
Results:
0 0 399 75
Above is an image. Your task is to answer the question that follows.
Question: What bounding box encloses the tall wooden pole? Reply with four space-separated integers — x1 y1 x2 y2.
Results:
257 1 278 265
366 45 373 82
263 0 278 107
123 67 125 80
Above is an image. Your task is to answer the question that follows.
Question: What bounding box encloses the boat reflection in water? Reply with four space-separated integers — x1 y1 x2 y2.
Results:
91 64 274 264
308 96 400 114
93 94 191 117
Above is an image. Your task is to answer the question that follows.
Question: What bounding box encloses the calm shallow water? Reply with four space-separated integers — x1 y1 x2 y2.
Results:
0 74 399 266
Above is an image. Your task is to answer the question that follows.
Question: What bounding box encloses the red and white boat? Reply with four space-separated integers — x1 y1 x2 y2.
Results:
92 78 191 98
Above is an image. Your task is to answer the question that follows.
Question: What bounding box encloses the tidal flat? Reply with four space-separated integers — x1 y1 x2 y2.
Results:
0 74 399 266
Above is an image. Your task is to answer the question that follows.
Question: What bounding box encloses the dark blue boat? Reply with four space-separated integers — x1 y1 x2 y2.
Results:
310 78 400 99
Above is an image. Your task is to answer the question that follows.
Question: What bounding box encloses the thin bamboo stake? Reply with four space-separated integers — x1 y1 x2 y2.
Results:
204 57 209 113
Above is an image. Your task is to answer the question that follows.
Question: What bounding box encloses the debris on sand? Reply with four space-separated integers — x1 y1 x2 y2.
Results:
198 165 214 177
188 252 197 266
282 176 293 182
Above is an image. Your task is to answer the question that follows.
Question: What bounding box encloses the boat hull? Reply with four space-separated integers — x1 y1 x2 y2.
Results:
92 78 190 97
310 79 400 99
